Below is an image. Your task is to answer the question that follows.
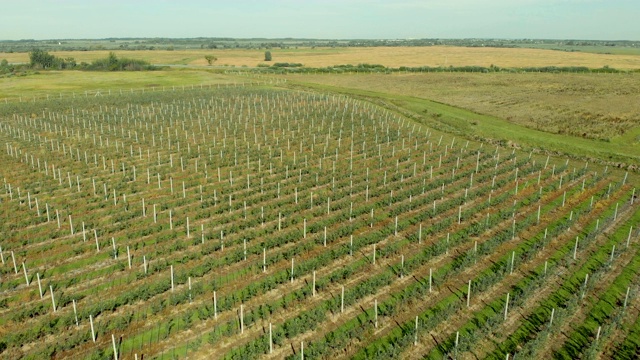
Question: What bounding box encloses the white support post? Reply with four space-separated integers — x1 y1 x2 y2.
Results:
504 293 510 321
50 285 56 312
374 299 378 328
214 291 218 319
90 314 96 341
37 272 43 298
269 323 273 353
112 334 118 360
312 271 316 297
73 299 79 326
414 315 419 346
240 304 244 334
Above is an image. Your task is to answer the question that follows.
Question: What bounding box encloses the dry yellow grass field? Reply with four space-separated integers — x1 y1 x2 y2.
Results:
2 46 640 69
287 72 640 142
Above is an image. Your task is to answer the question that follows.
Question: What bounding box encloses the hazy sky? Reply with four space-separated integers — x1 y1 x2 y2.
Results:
1 0 638 40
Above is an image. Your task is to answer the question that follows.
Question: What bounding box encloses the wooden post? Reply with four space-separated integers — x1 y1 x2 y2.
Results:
240 304 244 334
214 291 217 319
418 223 422 244
143 255 148 274
373 244 376 265
429 268 433 293
37 272 43 298
127 246 131 269
623 287 631 310
549 308 555 327
350 235 353 256
341 286 345 313
374 299 378 328
628 226 634 248
510 251 515 275
291 258 294 283
414 315 419 346
573 237 579 260
170 265 174 291
324 226 327 247
112 334 118 360
504 293 510 321
263 248 266 273
269 322 273 353
22 262 29 286
581 274 589 300
312 271 316 297
455 331 460 357
90 315 96 341
73 299 79 326
610 245 616 265
50 284 56 312
467 280 471 307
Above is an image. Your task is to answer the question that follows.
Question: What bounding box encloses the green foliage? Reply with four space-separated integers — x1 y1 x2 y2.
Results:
84 52 154 71
271 62 303 68
264 50 272 61
204 55 217 65
28 48 76 69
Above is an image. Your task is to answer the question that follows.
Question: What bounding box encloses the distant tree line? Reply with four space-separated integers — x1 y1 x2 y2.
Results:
28 49 155 71
2 38 637 54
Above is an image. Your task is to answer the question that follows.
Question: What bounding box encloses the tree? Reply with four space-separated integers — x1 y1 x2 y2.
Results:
264 51 272 61
29 49 56 69
204 55 217 66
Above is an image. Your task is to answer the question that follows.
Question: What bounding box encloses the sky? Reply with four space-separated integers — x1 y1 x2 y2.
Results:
1 0 638 41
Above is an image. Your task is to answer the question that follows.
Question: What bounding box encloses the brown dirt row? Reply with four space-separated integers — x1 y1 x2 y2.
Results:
460 200 639 359
262 167 598 359
152 153 552 356
348 176 617 359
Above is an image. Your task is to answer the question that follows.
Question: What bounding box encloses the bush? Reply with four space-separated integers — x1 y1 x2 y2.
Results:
84 52 155 71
